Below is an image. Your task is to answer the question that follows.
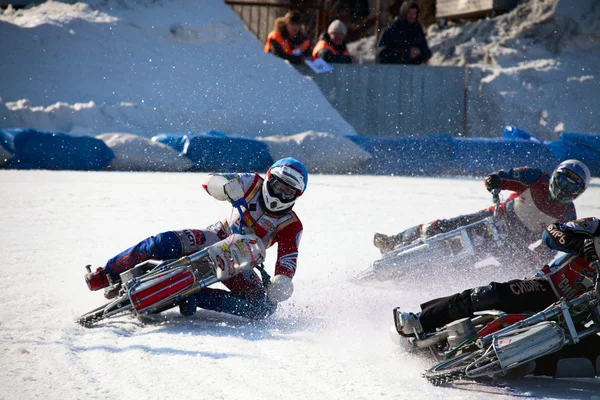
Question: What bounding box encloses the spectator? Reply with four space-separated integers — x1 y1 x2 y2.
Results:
264 10 312 65
312 20 353 63
376 1 432 65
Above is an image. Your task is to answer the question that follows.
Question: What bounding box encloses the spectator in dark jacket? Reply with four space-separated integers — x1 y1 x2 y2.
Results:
264 10 312 65
312 20 353 64
376 2 432 65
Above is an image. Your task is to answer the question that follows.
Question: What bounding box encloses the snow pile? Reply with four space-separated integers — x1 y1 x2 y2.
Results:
427 0 600 66
347 0 600 139
346 35 377 64
97 132 193 172
258 130 372 174
429 0 600 139
0 0 356 137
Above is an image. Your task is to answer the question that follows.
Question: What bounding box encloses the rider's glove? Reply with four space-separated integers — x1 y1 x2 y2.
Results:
266 275 294 303
485 173 502 192
223 179 244 203
583 238 600 263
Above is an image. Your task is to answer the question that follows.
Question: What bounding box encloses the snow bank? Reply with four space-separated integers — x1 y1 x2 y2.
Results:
258 130 372 174
0 0 356 137
430 0 600 139
97 132 193 172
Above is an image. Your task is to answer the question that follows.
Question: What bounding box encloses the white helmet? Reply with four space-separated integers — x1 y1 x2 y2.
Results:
549 159 590 203
262 157 308 213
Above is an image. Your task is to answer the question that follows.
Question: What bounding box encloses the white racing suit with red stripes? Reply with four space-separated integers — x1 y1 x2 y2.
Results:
104 173 303 320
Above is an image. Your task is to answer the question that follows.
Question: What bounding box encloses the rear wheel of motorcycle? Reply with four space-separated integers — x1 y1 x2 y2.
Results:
423 350 484 386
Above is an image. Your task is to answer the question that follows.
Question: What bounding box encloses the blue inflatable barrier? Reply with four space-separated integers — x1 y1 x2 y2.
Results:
346 134 455 176
151 133 189 154
560 132 600 153
546 138 600 177
503 125 542 143
451 137 559 176
12 129 114 171
0 129 15 154
153 131 273 172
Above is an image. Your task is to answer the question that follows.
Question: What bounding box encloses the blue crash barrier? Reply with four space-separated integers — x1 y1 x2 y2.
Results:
560 132 600 153
10 129 114 170
451 137 559 176
546 135 600 177
346 134 455 176
503 125 543 143
151 133 189 153
1 127 598 177
0 129 15 155
153 131 273 172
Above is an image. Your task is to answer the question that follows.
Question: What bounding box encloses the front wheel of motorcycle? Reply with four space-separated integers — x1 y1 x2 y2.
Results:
423 349 486 386
78 294 133 327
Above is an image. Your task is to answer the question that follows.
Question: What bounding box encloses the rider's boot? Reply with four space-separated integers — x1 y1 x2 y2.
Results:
396 311 423 336
85 265 121 299
373 233 401 254
374 225 425 254
85 266 110 291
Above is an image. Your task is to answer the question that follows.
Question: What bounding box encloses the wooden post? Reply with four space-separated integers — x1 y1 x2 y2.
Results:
374 0 389 63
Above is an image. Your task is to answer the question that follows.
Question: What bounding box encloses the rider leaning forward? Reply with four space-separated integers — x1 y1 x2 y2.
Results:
84 157 308 320
395 217 600 377
374 160 591 266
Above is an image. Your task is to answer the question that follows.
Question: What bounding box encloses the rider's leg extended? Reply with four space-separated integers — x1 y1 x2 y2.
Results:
87 229 222 289
423 208 494 236
417 278 556 332
374 209 493 253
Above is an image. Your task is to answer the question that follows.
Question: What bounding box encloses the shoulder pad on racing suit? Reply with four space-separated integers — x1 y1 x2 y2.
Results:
543 218 600 256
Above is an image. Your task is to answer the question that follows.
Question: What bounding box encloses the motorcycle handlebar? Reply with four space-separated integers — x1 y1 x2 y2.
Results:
491 188 501 219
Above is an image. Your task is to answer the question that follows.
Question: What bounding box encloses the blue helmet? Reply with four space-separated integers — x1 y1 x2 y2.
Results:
549 159 590 203
262 157 308 213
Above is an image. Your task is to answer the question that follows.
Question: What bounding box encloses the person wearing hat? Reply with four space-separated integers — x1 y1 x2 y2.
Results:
312 19 353 64
377 1 431 64
264 10 312 65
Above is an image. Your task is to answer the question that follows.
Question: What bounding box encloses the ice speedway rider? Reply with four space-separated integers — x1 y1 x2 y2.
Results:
374 160 591 263
394 217 600 377
84 157 308 320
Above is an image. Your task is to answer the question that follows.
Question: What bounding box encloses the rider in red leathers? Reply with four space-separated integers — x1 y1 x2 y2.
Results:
394 217 600 376
374 160 591 265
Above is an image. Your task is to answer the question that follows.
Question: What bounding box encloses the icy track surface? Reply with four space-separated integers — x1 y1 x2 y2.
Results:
1 171 599 400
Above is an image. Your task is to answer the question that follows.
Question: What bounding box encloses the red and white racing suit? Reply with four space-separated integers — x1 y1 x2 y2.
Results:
418 218 600 332
104 172 303 319
202 172 303 292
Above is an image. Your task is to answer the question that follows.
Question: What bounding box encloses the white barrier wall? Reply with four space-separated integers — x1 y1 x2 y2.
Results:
300 64 467 137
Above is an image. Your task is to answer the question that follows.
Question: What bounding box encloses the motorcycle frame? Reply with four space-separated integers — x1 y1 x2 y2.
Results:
422 260 600 378
80 201 271 326
358 216 505 282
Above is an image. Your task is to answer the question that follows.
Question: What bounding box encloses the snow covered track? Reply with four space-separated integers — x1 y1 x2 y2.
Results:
1 171 599 399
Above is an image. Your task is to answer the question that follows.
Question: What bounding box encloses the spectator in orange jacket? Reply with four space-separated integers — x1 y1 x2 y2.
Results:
264 10 312 65
312 20 353 64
